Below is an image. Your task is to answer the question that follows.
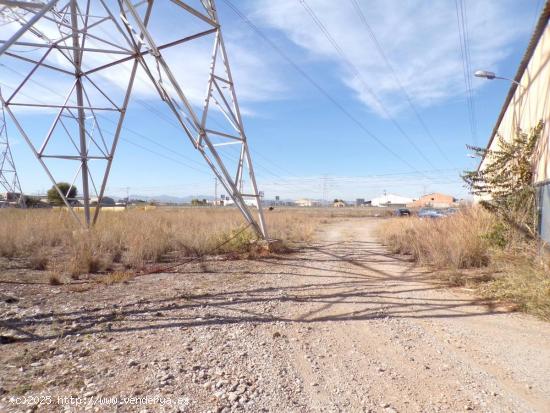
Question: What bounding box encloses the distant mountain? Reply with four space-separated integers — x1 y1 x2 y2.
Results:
123 194 214 203
112 194 304 204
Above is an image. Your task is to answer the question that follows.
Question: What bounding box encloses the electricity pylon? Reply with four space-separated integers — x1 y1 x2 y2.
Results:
0 0 267 238
0 90 24 207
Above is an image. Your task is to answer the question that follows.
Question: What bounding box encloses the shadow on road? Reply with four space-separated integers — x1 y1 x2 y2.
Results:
1 240 505 344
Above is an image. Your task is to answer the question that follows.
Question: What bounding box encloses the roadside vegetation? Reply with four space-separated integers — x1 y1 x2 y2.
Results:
379 122 550 320
379 208 494 269
0 208 321 278
378 208 550 319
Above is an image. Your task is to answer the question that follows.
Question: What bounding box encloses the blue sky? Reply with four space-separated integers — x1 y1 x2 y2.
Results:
1 0 544 201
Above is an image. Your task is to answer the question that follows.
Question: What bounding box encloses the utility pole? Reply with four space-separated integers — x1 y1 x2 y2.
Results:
0 88 24 207
214 176 218 206
322 175 328 207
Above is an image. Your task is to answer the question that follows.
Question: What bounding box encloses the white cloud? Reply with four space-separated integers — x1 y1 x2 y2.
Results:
0 0 531 120
0 4 286 117
128 34 285 107
252 0 531 116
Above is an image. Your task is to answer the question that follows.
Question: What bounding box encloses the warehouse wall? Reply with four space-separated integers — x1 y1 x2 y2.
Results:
481 23 550 182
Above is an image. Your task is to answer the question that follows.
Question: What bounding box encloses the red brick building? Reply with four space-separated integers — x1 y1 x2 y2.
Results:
409 193 456 208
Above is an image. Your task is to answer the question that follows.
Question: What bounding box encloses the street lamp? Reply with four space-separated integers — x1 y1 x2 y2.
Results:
474 70 522 87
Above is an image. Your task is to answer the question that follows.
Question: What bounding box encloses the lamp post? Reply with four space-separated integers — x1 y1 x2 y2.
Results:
474 70 523 87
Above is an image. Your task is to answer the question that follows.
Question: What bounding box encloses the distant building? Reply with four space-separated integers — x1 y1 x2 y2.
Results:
356 198 365 207
0 192 25 207
333 200 346 208
371 193 413 208
222 198 258 207
295 199 321 207
410 193 456 209
2 192 21 202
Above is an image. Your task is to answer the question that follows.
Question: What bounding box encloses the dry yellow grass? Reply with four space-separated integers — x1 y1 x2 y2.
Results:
98 271 135 285
0 207 324 275
378 207 550 319
48 273 62 285
480 250 550 319
377 208 494 269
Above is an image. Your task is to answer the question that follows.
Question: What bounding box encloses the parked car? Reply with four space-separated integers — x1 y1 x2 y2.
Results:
442 207 459 216
394 208 411 217
418 208 445 219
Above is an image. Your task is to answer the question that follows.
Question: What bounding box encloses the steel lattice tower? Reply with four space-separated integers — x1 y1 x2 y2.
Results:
0 0 267 237
0 89 24 206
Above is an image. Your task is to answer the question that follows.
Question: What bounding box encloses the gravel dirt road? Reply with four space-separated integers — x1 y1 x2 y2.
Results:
1 217 550 412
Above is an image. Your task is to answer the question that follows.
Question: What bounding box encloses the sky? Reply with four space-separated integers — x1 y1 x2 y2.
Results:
0 0 545 201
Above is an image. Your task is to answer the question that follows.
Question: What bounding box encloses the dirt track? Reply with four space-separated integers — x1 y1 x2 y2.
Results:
1 218 550 412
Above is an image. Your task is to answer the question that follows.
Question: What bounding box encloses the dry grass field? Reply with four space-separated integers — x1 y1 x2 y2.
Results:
0 206 388 281
378 207 550 320
377 207 495 269
0 207 311 276
3 205 548 319
2 208 550 411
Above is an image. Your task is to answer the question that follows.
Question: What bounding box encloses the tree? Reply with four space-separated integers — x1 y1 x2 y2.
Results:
91 196 115 206
463 121 543 237
191 198 207 206
47 182 77 206
101 197 116 206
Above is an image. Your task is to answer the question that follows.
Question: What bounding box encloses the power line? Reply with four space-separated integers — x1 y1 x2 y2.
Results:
1 60 312 193
461 0 477 141
214 144 326 193
298 0 440 171
1 9 463 196
219 139 460 191
0 76 213 177
221 0 439 182
1 77 461 199
348 0 455 166
454 0 477 145
111 57 299 187
119 138 211 175
0 63 215 173
102 117 211 171
101 168 462 197
6 35 437 195
221 1 461 192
